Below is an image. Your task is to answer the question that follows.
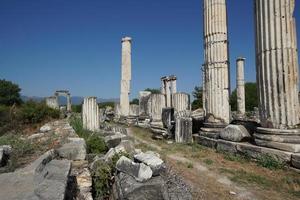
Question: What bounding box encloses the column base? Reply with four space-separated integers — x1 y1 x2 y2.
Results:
255 127 300 153
199 122 227 139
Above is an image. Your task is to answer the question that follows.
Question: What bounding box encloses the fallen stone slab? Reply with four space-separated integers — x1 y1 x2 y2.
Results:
220 125 251 142
217 140 238 154
255 139 300 153
0 150 71 200
116 156 153 182
112 172 168 200
292 154 300 169
57 137 87 160
134 152 164 176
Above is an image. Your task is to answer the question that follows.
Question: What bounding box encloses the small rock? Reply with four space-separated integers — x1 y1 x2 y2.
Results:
229 191 237 195
220 125 251 142
28 133 45 140
40 124 52 132
116 156 153 182
134 152 164 176
105 133 128 149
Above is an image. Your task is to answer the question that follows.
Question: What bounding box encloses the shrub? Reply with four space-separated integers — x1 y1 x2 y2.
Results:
92 152 130 199
71 105 82 113
257 154 285 170
86 135 108 154
0 79 22 106
18 101 59 124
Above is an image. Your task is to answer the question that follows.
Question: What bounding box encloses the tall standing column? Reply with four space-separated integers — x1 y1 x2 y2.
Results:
120 37 132 117
255 0 299 129
236 57 246 117
203 0 230 125
254 0 300 153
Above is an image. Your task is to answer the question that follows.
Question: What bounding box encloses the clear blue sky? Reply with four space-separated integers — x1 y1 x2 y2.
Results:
1 0 300 99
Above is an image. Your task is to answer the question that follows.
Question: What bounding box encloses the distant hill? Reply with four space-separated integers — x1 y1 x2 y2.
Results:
21 96 119 105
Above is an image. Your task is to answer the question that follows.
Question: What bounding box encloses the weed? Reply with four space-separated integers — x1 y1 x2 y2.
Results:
203 158 213 165
186 162 194 169
86 135 108 154
220 151 250 163
220 168 272 189
256 154 285 170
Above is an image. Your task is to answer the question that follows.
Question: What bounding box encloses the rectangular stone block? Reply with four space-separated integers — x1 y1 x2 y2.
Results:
175 117 192 143
236 142 292 163
193 135 217 149
292 154 300 169
217 140 237 154
255 139 300 153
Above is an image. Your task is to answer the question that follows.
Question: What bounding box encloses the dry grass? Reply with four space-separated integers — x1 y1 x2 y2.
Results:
129 126 300 200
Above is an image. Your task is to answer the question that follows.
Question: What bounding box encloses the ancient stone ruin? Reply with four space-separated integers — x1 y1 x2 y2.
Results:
46 90 72 112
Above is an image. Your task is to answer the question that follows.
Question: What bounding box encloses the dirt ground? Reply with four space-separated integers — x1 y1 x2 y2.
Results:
127 126 300 200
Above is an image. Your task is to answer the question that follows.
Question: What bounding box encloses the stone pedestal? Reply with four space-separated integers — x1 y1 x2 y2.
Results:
82 97 99 132
236 57 245 118
175 111 193 143
254 0 300 152
120 37 132 117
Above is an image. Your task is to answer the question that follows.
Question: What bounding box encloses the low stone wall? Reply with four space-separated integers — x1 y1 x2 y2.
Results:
193 135 300 169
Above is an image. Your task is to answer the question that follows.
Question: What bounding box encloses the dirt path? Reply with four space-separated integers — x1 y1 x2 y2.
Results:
126 126 300 200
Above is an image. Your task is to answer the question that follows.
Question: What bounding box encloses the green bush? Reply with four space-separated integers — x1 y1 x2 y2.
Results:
18 101 59 124
71 105 82 113
92 152 130 199
69 116 108 154
86 135 108 154
0 79 22 106
257 154 285 170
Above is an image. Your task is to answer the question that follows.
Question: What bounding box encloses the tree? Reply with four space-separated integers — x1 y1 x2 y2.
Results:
0 79 22 106
191 86 203 110
230 82 258 111
130 98 139 105
144 88 161 94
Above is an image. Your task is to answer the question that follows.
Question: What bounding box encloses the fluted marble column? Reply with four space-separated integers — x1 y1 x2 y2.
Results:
148 94 166 121
172 93 190 112
236 57 246 117
203 0 230 125
82 97 99 132
255 0 299 129
120 37 132 116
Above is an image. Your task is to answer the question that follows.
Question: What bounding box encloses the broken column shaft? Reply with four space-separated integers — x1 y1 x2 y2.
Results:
236 57 246 117
82 97 99 131
203 0 230 125
120 37 132 117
